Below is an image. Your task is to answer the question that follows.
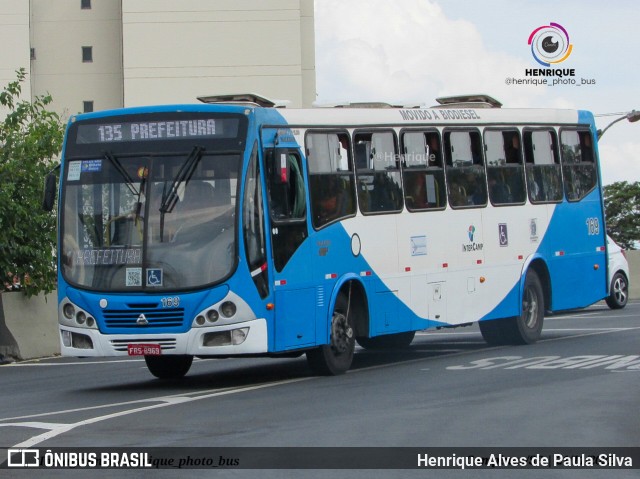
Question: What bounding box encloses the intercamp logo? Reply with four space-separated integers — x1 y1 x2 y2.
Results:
528 22 573 67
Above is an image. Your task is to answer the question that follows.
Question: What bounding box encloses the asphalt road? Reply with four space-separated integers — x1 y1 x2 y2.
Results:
1 301 638 479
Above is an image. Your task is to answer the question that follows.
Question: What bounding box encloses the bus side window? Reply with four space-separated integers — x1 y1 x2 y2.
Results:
523 129 562 203
354 131 403 214
306 131 356 228
268 150 306 221
444 130 487 208
401 131 446 211
242 143 269 298
266 149 308 272
560 129 597 202
484 129 526 206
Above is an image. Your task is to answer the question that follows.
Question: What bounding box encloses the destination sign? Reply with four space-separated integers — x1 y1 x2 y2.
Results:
75 118 240 144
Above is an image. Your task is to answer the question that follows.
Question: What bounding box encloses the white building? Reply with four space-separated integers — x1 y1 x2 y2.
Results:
1 0 315 120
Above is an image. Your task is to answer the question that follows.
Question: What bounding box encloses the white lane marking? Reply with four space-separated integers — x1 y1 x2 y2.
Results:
3 313 638 445
540 326 640 342
3 377 312 449
2 359 145 367
544 327 638 331
547 312 639 320
1 357 219 367
3 422 68 430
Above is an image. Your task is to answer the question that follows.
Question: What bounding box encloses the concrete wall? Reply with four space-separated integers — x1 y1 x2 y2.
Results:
0 292 58 362
3 0 315 120
122 0 316 107
0 1 30 119
30 0 124 118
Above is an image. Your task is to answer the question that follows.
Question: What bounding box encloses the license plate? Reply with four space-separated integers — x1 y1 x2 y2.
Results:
127 344 162 356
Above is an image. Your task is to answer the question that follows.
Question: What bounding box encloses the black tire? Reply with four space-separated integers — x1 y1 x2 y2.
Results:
145 355 193 379
478 317 509 346
356 331 416 350
479 270 544 345
606 272 628 310
306 293 355 375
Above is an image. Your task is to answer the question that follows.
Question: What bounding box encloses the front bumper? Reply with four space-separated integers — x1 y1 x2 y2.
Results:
59 318 268 357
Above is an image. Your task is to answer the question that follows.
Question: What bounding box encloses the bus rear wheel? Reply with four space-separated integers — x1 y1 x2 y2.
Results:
306 293 355 375
356 331 416 350
145 355 193 379
479 270 544 345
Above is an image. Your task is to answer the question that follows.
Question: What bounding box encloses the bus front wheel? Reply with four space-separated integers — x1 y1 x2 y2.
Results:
306 293 355 375
145 355 193 379
479 270 544 345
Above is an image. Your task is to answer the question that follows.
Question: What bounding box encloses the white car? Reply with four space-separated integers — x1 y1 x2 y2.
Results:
606 235 630 309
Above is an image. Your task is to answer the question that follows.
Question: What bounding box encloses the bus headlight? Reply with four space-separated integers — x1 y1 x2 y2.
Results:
220 301 237 318
202 327 249 347
63 303 75 320
231 327 249 345
60 299 98 330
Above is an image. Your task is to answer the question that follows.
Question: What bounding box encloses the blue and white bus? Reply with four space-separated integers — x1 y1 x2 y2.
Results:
48 94 608 378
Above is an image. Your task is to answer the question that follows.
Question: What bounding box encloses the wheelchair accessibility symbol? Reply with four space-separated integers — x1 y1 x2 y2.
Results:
498 223 508 247
146 268 163 287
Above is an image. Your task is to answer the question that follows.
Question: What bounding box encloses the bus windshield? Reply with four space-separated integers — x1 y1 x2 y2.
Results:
60 114 246 292
62 151 239 291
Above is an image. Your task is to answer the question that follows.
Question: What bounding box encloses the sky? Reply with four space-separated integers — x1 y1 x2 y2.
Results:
313 0 640 186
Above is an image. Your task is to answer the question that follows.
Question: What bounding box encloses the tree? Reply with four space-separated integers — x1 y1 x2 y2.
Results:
603 181 640 250
0 68 64 296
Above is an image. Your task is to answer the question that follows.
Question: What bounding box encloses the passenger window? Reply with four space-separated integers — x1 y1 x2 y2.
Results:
401 131 446 211
523 129 563 203
354 131 403 214
484 130 526 206
560 130 597 201
306 132 356 228
444 130 487 208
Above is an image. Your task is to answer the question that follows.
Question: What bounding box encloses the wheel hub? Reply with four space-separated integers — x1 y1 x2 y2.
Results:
331 312 353 354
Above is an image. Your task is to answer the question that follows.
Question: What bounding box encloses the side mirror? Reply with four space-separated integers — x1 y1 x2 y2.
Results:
42 172 57 211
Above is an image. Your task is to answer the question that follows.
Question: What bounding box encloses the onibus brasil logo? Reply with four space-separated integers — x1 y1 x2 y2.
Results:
528 22 573 67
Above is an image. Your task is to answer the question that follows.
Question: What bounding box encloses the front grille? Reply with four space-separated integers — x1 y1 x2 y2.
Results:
103 304 185 328
110 338 177 352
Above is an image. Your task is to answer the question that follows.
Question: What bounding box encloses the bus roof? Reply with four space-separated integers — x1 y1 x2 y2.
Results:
69 100 594 130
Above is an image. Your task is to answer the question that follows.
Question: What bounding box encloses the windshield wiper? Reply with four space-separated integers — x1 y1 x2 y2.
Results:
103 151 138 196
158 146 206 242
159 146 205 214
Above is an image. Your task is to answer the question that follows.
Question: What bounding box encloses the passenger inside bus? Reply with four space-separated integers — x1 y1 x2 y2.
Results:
313 176 344 224
406 173 429 209
427 134 442 167
580 133 594 162
505 133 521 163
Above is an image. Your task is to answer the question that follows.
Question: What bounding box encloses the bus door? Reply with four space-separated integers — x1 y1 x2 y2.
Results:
264 143 317 351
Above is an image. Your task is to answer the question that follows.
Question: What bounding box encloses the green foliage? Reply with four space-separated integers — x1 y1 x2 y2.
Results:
603 181 640 250
0 68 64 296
